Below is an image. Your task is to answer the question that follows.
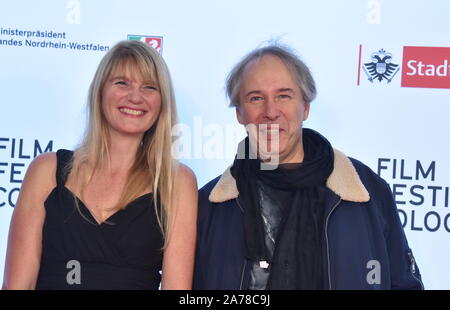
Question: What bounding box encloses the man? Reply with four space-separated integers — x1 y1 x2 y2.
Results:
193 44 423 290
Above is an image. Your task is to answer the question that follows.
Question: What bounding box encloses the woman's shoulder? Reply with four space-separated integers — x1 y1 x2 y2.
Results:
25 149 73 191
28 152 57 174
16 152 58 208
26 152 58 187
174 163 198 191
176 163 196 178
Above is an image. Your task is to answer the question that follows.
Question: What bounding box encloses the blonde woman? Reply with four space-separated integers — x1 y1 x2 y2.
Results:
3 40 197 289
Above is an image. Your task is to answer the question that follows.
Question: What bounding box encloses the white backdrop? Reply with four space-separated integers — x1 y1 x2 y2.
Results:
0 0 449 289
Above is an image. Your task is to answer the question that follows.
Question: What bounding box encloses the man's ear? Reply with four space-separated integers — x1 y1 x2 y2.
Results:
236 106 245 125
303 102 310 121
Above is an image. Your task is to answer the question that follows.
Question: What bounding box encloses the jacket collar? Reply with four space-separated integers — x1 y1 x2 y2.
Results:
209 148 370 203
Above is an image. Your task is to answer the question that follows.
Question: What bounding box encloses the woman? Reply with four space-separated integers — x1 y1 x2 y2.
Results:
3 40 197 289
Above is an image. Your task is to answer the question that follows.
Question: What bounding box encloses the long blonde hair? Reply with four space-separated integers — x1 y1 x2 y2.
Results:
70 40 178 247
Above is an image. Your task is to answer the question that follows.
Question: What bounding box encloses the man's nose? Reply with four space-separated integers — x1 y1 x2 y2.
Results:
263 98 280 120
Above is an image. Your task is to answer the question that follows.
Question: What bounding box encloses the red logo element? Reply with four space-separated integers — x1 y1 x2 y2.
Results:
127 35 163 54
401 46 450 89
144 37 162 52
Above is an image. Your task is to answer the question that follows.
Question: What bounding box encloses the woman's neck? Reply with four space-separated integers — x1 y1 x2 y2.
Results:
102 131 143 172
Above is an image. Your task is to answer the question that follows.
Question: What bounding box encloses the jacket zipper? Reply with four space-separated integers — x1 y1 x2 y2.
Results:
239 259 247 289
236 197 247 289
236 196 244 213
325 198 342 290
407 252 424 290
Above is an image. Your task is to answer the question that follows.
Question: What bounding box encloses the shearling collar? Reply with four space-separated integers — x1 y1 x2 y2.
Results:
209 148 370 203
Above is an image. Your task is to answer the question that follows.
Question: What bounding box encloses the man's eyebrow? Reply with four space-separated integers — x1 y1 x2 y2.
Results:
278 88 295 93
244 90 262 97
244 88 295 97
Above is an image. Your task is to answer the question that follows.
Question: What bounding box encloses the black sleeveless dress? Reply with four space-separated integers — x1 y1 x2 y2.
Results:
35 150 164 290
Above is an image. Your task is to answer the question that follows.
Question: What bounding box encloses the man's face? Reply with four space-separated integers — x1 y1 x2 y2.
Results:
236 55 310 164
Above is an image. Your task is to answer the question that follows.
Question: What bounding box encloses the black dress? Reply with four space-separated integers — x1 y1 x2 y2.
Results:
35 150 164 290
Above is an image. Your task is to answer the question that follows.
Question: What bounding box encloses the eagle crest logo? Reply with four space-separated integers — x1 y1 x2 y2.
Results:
363 49 400 83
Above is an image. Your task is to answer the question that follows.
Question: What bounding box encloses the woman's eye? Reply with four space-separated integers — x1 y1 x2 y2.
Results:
115 81 127 86
144 85 158 91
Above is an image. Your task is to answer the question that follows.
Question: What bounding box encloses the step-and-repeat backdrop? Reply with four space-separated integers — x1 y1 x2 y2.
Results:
1 0 449 289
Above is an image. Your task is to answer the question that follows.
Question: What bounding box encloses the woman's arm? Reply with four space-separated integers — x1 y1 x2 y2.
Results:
2 152 56 289
161 163 198 290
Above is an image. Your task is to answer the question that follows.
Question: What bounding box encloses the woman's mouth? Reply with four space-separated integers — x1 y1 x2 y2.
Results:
119 107 146 116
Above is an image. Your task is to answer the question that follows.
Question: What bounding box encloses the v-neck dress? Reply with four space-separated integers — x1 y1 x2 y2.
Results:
35 149 164 290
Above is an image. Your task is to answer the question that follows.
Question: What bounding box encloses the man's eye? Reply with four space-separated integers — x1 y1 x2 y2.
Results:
278 94 292 100
249 96 263 102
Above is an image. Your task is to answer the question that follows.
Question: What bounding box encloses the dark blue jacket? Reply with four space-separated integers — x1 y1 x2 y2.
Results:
193 149 423 290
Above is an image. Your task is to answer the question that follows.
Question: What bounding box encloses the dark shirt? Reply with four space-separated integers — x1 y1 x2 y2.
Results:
248 165 299 290
35 149 164 290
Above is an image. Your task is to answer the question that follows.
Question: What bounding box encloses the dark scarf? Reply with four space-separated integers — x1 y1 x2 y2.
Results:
230 128 334 289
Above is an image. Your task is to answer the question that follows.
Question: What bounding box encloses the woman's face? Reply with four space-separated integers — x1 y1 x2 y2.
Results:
101 63 162 139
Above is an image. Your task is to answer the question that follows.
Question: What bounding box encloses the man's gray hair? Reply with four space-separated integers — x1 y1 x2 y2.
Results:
226 44 317 107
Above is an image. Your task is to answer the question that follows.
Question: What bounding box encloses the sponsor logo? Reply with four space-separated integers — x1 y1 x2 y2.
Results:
127 34 163 54
401 46 450 89
362 48 400 83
